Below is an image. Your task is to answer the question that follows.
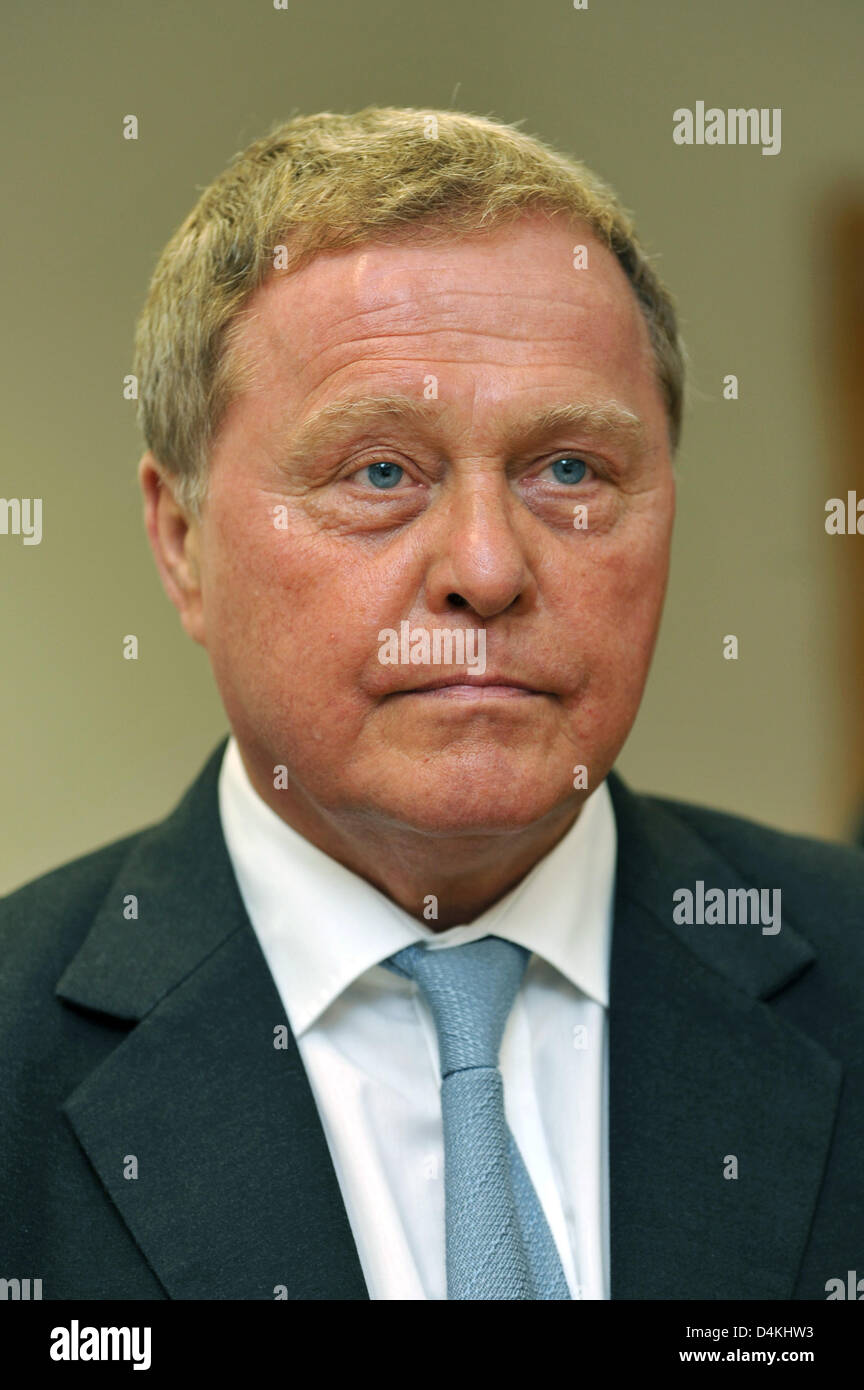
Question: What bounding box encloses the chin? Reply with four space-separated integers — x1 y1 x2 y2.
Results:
370 766 579 839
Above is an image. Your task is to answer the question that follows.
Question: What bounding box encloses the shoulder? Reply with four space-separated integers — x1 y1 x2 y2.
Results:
0 740 227 990
0 832 142 992
641 787 864 923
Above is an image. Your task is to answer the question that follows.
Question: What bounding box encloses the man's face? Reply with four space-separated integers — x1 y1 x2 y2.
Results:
174 213 675 836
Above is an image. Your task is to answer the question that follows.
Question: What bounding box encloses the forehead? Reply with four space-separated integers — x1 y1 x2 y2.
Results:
229 213 661 425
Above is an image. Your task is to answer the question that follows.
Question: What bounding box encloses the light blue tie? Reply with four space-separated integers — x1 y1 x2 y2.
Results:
382 935 571 1300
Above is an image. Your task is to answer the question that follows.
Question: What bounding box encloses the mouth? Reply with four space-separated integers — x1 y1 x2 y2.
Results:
392 675 551 699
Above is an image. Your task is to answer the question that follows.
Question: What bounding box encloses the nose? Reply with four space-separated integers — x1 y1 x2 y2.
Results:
423 474 534 620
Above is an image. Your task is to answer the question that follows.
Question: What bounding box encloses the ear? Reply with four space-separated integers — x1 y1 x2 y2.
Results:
138 452 207 646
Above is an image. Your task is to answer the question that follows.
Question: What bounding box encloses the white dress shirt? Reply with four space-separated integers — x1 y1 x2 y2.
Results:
217 736 617 1300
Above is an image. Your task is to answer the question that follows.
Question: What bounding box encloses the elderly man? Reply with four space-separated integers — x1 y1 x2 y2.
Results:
1 108 862 1303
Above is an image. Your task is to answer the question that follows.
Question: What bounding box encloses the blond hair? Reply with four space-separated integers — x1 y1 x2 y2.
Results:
133 107 685 514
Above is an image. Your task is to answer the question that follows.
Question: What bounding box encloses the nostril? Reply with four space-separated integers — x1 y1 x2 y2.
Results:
448 593 467 607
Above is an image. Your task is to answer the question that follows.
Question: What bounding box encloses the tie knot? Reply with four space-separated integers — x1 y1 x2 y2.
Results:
382 935 530 1077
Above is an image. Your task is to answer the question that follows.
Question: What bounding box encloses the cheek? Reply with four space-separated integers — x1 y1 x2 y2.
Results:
199 507 382 718
558 522 671 709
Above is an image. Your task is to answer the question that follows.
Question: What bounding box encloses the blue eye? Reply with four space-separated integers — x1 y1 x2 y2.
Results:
551 456 588 484
364 461 404 489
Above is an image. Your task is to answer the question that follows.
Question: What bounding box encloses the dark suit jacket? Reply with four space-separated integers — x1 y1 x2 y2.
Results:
2 739 863 1300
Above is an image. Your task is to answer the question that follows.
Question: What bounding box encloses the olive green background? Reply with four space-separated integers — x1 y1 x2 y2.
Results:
1 0 861 894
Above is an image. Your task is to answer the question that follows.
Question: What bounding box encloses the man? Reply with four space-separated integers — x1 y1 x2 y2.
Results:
1 107 862 1301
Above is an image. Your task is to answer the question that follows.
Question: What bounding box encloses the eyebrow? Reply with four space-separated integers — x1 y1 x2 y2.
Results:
273 392 645 471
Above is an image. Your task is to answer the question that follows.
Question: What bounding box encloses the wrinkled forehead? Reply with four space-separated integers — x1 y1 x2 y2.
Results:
225 214 662 432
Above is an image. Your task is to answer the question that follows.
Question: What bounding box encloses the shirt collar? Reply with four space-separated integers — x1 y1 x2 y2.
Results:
218 736 616 1035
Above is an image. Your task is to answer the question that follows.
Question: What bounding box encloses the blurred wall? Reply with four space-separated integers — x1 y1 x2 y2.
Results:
1 0 861 894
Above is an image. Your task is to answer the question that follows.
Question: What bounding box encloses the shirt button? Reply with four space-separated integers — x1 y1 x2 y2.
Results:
422 1155 439 1181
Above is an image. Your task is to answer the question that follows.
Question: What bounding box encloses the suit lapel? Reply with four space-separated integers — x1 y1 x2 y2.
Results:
57 741 369 1300
605 773 842 1299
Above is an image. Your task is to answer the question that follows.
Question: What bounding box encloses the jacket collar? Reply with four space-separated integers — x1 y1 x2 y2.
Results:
57 739 239 1021
606 771 816 1000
